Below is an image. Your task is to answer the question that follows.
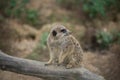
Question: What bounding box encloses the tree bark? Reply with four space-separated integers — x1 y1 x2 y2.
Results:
0 50 105 80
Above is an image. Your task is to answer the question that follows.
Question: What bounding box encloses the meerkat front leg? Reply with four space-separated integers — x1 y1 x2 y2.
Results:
58 51 63 65
58 51 68 65
45 51 55 65
45 44 57 66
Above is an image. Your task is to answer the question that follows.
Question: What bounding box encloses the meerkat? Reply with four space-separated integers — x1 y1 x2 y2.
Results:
45 24 83 68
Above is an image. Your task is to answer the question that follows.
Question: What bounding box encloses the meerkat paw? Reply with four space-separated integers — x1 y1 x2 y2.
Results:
57 60 61 66
44 63 51 66
57 63 62 66
44 61 52 66
66 64 73 69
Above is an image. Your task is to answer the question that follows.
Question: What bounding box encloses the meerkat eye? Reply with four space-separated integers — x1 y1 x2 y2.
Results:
52 30 57 36
61 29 67 33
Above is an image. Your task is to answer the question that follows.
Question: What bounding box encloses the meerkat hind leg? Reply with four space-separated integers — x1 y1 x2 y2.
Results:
58 52 68 65
66 60 75 69
58 51 64 65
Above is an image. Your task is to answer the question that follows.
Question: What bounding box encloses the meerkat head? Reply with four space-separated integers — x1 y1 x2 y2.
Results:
50 24 71 39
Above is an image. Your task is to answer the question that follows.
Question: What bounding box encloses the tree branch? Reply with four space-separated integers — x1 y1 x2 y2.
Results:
0 50 105 80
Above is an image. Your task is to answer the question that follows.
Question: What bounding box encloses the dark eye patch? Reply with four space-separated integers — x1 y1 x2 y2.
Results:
61 29 66 33
52 30 57 36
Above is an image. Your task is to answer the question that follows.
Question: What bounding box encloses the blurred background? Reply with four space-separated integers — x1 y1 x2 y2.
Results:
0 0 120 80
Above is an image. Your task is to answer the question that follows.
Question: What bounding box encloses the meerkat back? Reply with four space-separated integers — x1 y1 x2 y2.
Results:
61 35 83 68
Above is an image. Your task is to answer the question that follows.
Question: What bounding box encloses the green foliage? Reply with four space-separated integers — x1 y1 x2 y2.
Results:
5 0 29 17
39 32 49 49
26 32 49 60
95 31 113 49
27 32 49 60
56 0 120 18
82 0 118 17
90 30 120 49
116 32 120 44
111 30 120 44
0 0 40 26
82 0 106 17
25 9 39 26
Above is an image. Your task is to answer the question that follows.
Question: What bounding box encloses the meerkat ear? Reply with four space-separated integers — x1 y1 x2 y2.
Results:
52 30 57 36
